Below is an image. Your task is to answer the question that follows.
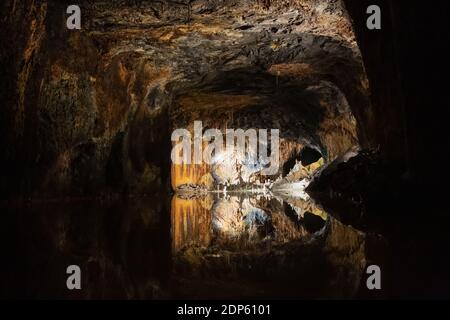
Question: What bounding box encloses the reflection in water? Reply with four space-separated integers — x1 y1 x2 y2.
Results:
1 192 385 299
169 192 374 299
171 193 327 253
171 195 213 252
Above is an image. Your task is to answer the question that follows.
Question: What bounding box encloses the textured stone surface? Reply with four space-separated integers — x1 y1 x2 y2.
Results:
2 0 450 300
343 0 450 203
0 0 366 198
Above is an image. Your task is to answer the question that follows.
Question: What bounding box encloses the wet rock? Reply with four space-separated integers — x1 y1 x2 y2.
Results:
306 147 403 229
0 0 364 198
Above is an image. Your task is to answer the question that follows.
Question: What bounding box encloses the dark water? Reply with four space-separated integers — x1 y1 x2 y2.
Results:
4 193 450 300
1 192 395 299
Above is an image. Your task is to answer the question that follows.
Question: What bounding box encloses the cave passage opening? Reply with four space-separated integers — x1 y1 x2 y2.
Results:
168 67 360 196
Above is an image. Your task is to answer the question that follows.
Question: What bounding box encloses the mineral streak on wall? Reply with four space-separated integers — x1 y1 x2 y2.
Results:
171 163 212 190
171 195 213 252
170 139 213 190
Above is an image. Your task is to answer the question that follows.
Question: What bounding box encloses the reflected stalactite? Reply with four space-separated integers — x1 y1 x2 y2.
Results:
171 194 213 252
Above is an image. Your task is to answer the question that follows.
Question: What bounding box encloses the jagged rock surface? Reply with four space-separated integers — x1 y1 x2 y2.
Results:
0 0 366 198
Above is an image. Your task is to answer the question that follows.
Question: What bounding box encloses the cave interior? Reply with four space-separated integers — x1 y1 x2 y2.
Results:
1 0 449 299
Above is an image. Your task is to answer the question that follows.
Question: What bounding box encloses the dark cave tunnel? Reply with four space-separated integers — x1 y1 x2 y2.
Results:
1 0 449 300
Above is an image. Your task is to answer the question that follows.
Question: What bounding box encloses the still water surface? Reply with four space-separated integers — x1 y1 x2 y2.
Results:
1 192 384 299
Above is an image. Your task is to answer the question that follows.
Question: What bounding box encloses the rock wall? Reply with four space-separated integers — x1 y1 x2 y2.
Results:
0 0 365 198
343 0 450 198
1 0 172 198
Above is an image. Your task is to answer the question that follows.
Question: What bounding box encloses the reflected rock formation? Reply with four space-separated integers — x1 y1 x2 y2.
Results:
170 192 376 299
171 194 213 252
